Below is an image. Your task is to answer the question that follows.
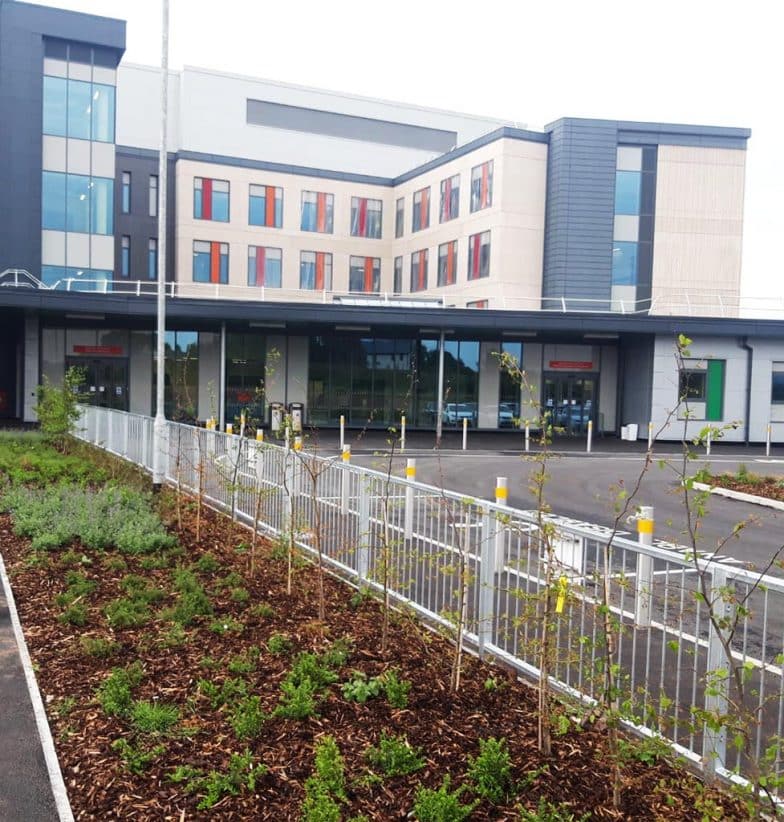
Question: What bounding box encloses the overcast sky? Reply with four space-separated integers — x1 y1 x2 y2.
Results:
39 0 782 301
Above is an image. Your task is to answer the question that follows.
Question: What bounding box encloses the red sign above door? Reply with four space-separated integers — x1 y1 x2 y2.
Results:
548 360 593 370
72 345 124 356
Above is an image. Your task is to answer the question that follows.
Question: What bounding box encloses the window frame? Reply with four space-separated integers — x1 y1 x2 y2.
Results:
678 369 707 402
147 238 157 280
470 160 493 212
350 197 383 239
247 245 283 288
467 230 490 280
121 171 131 215
395 197 404 238
149 175 158 218
772 364 784 404
120 235 130 277
299 250 333 290
410 249 429 292
437 240 457 287
192 240 229 284
248 184 284 228
300 190 334 234
348 256 381 293
412 187 430 232
439 174 460 222
194 176 230 222
393 256 403 294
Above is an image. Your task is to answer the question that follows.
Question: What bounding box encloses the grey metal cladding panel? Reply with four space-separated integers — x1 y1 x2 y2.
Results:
7 1 126 52
0 11 43 275
543 120 617 299
618 131 748 150
246 99 457 153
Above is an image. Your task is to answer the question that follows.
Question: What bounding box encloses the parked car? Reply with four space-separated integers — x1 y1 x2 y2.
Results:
443 402 477 425
498 402 518 427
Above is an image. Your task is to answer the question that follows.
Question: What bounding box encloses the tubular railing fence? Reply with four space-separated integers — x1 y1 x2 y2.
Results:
75 404 784 795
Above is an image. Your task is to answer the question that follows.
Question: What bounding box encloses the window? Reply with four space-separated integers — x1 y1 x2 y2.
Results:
470 161 493 212
249 184 283 228
611 242 638 285
300 251 333 290
41 266 112 290
193 240 228 284
437 240 457 286
395 197 404 238
148 238 157 280
467 299 488 309
467 231 490 279
678 360 725 420
155 331 199 419
248 246 282 287
411 249 428 292
121 172 131 214
41 171 113 235
300 191 333 233
349 256 380 293
350 197 382 238
440 174 459 222
614 171 641 215
393 256 403 293
678 370 706 401
412 187 430 232
121 236 130 277
772 364 784 404
42 76 115 143
149 175 158 217
194 177 229 222
498 341 522 426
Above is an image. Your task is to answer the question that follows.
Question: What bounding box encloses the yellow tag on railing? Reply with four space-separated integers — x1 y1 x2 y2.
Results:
555 576 568 614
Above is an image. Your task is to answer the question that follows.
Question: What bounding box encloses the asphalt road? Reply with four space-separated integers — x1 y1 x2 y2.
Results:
351 446 784 576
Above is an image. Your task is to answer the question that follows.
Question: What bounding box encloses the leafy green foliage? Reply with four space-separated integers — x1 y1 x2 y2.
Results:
3 484 175 553
192 749 267 810
229 695 266 740
96 662 144 717
209 616 244 634
301 736 346 820
130 700 180 735
273 677 319 720
104 596 152 629
162 570 213 626
266 633 292 655
517 798 591 821
230 587 250 604
466 737 512 803
111 737 166 775
195 552 221 573
197 676 248 710
341 670 383 703
412 775 478 821
365 732 425 777
34 367 84 449
381 668 411 708
227 646 260 675
0 431 104 486
58 601 88 626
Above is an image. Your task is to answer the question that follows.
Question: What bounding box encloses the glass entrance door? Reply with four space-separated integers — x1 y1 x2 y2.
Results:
543 373 597 436
66 357 129 411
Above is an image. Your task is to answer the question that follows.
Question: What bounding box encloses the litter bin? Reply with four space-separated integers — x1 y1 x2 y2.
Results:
288 402 304 434
269 401 285 435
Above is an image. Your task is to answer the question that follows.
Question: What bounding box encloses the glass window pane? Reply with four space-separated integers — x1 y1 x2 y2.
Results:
611 241 638 285
42 171 66 230
149 175 158 217
772 369 784 403
249 194 265 225
90 177 114 235
615 171 641 214
66 173 90 233
301 197 316 231
193 245 210 282
300 252 315 289
212 190 229 222
90 83 115 142
43 75 67 136
616 146 642 171
67 79 91 140
265 250 282 288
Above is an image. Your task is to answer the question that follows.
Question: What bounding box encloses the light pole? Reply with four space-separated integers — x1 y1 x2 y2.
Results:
152 0 169 488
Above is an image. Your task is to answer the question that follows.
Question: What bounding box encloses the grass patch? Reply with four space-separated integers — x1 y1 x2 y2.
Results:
96 662 144 717
130 700 180 735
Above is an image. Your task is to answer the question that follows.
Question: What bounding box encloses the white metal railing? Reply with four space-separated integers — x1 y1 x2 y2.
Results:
4 271 782 318
74 403 784 791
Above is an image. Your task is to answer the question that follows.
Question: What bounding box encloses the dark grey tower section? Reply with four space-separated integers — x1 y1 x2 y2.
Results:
542 118 618 309
0 1 124 276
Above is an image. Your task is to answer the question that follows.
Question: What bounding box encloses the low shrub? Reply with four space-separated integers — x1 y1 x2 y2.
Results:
273 677 319 720
381 669 411 709
197 676 248 710
412 775 478 822
267 633 292 655
466 737 512 803
195 552 221 573
96 662 144 717
111 737 166 775
366 732 425 777
193 749 267 810
230 695 266 740
227 646 260 675
80 635 120 658
341 671 382 704
104 596 151 629
301 735 347 821
58 602 88 627
209 616 244 634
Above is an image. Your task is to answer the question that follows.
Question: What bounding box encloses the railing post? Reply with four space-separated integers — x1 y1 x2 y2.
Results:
404 458 416 541
356 475 370 583
341 445 351 515
123 413 130 459
586 419 593 453
400 414 406 452
107 409 113 454
494 476 508 567
525 421 530 453
648 421 653 450
703 565 730 778
706 429 712 456
255 439 265 485
478 504 499 657
635 505 654 627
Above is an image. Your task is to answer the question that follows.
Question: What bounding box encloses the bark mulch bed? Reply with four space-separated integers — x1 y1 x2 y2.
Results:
704 470 784 503
1 491 749 820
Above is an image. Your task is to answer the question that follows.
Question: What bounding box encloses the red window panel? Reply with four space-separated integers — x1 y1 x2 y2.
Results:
202 178 213 220
471 235 480 279
363 256 374 292
315 252 325 290
209 241 220 284
316 192 327 233
481 163 490 208
442 178 451 221
358 199 368 236
255 246 266 286
421 189 429 228
265 186 276 227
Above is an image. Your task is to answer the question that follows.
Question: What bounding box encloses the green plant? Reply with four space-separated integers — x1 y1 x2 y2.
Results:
230 695 266 740
216 570 245 590
349 587 374 610
273 677 319 720
197 676 248 710
79 635 121 658
59 601 88 626
301 735 347 820
104 596 151 629
34 367 84 449
168 764 203 784
111 737 165 775
96 662 144 717
130 700 180 735
54 696 77 719
341 670 382 703
267 632 292 655
517 798 591 821
209 616 244 634
249 602 275 619
301 785 341 822
381 668 411 708
162 582 213 626
466 737 512 803
230 586 250 604
412 775 478 822
227 646 260 675
195 552 221 573
365 732 425 777
321 638 352 669
195 749 266 810
139 554 168 570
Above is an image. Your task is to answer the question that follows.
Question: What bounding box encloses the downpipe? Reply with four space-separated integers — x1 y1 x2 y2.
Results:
739 336 753 446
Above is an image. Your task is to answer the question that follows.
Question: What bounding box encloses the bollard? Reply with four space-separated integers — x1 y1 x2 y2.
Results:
525 422 530 453
494 476 508 567
341 445 351 514
495 476 508 506
404 458 416 541
256 429 264 442
648 421 653 450
706 429 711 456
401 414 406 452
240 412 246 431
767 423 772 457
226 422 233 435
339 414 345 451
586 420 593 453
635 505 654 627
294 435 303 452
462 417 468 450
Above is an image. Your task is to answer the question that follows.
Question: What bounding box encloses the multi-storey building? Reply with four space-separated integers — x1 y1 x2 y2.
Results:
0 1 778 442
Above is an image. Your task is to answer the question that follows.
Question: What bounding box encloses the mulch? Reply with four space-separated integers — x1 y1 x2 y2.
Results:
0 491 749 820
706 473 784 502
